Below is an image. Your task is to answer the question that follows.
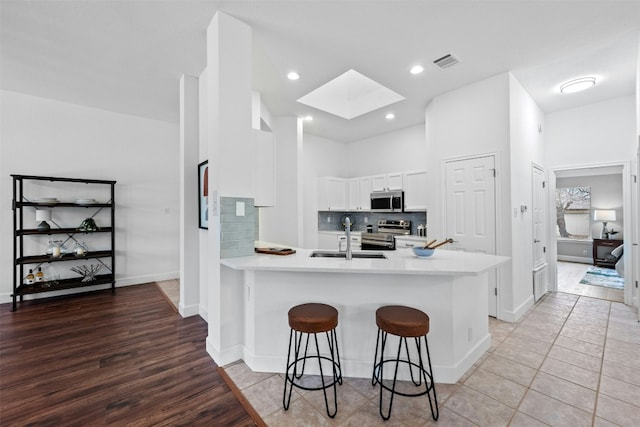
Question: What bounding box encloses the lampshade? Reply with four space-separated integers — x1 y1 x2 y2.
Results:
35 209 51 222
594 209 616 222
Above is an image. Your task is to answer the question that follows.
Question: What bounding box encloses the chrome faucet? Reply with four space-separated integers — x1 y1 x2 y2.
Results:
345 217 352 260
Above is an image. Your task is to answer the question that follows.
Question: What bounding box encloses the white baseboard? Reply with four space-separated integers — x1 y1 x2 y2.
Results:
199 305 209 322
0 272 179 305
557 255 592 264
179 302 200 318
241 333 491 385
206 337 243 367
502 295 534 323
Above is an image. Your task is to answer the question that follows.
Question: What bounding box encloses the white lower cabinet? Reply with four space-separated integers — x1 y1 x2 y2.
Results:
318 232 361 250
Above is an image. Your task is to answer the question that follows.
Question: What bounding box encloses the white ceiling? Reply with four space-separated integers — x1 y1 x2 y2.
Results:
1 1 639 143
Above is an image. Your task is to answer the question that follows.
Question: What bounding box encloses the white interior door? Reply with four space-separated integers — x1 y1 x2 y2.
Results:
445 155 497 316
532 165 548 301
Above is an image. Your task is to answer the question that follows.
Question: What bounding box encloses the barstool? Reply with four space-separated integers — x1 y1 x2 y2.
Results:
371 305 438 421
283 303 342 418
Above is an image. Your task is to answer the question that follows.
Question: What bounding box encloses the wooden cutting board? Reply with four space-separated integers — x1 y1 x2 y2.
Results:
255 247 296 256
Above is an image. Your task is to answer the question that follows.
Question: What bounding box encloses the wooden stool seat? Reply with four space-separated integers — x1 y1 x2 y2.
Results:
289 303 338 333
376 305 429 337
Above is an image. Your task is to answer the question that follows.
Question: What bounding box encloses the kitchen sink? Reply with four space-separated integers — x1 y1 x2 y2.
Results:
309 251 387 259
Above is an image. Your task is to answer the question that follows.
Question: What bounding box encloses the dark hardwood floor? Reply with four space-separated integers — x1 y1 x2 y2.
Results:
0 284 257 426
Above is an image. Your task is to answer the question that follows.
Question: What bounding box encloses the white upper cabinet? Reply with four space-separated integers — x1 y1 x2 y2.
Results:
318 177 347 211
253 129 275 206
403 170 428 211
358 177 372 210
371 173 403 192
347 176 372 210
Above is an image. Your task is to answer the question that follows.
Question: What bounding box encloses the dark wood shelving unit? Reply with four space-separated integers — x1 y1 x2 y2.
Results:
11 174 116 311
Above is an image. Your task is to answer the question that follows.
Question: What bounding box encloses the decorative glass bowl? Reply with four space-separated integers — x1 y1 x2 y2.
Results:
412 247 435 258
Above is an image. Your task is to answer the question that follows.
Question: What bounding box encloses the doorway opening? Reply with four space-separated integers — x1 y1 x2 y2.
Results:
553 165 625 303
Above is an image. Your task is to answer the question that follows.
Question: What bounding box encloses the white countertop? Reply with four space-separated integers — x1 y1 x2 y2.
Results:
222 247 509 276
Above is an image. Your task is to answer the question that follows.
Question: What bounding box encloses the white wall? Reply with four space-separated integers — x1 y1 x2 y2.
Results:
344 124 427 177
508 74 545 316
424 73 516 318
545 96 636 167
0 90 180 303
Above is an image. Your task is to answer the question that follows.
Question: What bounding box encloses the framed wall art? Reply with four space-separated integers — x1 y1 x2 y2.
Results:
198 160 208 229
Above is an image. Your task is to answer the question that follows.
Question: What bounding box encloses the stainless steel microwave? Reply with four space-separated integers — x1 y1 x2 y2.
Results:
370 190 404 212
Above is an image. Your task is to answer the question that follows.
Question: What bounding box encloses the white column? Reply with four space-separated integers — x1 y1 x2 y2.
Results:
205 11 252 365
179 74 200 317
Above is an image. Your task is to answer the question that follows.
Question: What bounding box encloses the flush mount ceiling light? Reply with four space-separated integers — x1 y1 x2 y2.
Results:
385 113 395 120
297 69 405 120
410 65 424 75
559 77 596 94
304 115 313 121
287 71 300 80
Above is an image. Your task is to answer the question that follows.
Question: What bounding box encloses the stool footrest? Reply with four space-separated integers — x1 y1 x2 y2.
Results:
373 360 435 398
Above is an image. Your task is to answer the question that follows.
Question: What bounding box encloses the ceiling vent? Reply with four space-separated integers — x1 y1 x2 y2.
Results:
433 53 460 70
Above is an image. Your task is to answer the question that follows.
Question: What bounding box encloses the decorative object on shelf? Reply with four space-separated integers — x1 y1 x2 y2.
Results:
73 241 88 256
47 240 64 258
594 209 616 239
35 267 44 282
198 160 209 229
71 264 103 282
34 197 59 204
75 198 97 204
24 269 35 284
35 209 51 231
78 218 99 232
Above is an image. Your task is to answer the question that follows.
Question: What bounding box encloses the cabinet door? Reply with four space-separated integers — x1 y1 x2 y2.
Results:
318 177 346 210
371 175 387 192
347 179 360 210
403 171 427 211
253 130 275 206
358 177 372 210
328 178 346 210
387 173 403 190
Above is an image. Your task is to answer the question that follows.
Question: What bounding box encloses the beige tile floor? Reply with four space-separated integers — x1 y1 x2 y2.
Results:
156 279 179 310
557 261 624 303
223 292 640 426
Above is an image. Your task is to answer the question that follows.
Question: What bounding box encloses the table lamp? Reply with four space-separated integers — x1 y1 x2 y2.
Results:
593 209 616 239
36 209 51 231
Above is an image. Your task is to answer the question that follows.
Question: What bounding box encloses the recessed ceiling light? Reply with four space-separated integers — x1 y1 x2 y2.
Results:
304 115 313 121
410 65 424 75
385 113 395 120
287 71 300 80
560 77 596 94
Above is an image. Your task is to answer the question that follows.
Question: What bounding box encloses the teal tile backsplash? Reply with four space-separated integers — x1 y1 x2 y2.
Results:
220 197 258 258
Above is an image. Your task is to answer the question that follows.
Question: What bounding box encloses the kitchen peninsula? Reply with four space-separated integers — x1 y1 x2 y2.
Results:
220 248 509 383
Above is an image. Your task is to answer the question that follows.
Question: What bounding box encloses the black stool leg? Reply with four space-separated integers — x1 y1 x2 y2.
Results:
314 332 338 418
283 329 296 410
378 331 404 420
418 334 439 421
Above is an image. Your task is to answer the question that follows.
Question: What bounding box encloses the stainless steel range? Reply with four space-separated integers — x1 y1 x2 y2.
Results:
361 219 411 250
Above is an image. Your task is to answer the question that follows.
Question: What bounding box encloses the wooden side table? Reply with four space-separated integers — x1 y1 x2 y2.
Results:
592 239 623 268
